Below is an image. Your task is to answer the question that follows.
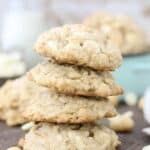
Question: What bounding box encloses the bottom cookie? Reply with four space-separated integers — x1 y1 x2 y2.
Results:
20 123 120 150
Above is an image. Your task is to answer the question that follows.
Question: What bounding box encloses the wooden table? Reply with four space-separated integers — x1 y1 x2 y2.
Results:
118 105 150 150
0 105 149 150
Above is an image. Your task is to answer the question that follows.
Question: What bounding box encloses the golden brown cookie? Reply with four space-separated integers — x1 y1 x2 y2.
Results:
23 89 117 123
84 13 147 55
28 61 123 97
22 123 120 150
34 24 122 71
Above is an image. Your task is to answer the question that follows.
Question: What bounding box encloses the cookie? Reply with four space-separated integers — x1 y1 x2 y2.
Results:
22 123 120 150
28 61 123 97
34 24 122 71
83 13 123 49
23 89 117 123
114 15 147 55
0 76 45 126
84 13 147 55
84 12 117 29
0 77 27 125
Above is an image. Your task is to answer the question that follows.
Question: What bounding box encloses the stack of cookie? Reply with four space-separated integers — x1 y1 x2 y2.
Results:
19 24 123 150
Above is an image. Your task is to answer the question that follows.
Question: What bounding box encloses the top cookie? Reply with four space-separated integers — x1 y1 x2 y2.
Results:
34 24 122 71
84 13 147 55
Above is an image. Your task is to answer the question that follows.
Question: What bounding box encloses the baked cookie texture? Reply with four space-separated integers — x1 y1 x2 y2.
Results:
84 13 148 55
23 89 117 123
0 77 27 125
28 61 123 97
34 24 122 71
22 123 120 150
0 76 46 126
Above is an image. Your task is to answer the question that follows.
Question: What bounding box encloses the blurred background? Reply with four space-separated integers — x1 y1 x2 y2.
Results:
0 0 150 96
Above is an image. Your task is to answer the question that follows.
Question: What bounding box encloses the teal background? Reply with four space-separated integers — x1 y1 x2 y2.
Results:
113 53 150 96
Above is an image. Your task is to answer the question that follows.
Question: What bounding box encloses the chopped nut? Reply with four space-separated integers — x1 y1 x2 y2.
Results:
108 96 119 106
109 111 134 132
125 92 138 106
7 147 21 150
21 121 35 131
143 145 150 150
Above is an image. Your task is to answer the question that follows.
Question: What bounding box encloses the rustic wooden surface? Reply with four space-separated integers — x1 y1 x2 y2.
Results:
0 105 149 150
118 105 150 150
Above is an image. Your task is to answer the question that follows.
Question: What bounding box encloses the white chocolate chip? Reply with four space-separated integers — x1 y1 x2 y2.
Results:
125 92 138 106
7 147 21 150
143 145 150 150
0 52 26 78
142 127 150 136
143 88 150 124
123 111 134 117
21 121 35 131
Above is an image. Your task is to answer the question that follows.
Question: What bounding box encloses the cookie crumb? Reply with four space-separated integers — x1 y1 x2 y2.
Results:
109 111 134 132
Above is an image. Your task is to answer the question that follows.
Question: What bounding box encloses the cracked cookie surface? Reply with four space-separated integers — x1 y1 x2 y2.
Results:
22 123 120 150
28 61 123 97
34 24 122 71
23 89 117 123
